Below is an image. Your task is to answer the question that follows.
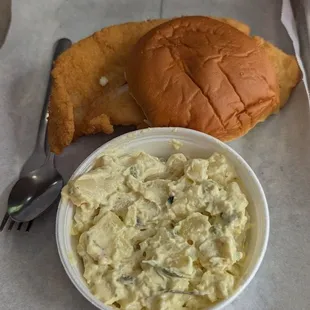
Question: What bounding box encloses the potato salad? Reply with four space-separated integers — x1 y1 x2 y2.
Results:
63 152 249 310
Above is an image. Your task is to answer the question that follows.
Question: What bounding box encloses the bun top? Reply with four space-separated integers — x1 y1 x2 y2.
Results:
126 16 280 141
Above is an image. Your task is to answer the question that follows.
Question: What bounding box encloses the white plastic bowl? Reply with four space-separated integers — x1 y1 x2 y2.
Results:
56 127 269 310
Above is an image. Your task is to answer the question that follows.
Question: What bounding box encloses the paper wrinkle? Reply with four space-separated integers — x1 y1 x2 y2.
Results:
281 0 310 100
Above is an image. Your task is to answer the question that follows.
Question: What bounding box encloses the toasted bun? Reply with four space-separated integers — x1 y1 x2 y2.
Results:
126 16 280 141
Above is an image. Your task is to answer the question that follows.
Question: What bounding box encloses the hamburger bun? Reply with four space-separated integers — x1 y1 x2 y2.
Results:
126 16 280 141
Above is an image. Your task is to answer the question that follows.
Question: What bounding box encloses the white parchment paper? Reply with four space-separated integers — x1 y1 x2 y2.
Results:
282 0 310 99
0 1 310 309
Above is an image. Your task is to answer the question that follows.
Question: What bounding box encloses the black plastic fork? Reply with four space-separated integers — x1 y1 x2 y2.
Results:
0 212 33 232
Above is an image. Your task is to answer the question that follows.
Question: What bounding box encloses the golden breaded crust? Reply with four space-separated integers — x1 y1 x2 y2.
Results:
48 19 166 154
254 36 301 108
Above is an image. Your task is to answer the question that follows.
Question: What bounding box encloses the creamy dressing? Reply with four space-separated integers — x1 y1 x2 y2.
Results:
63 152 249 309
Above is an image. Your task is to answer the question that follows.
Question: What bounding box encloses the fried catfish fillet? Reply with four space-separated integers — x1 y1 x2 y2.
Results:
254 36 301 108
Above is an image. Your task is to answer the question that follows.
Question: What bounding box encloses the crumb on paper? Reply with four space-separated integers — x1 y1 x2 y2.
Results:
170 139 183 150
99 76 109 86
172 128 178 132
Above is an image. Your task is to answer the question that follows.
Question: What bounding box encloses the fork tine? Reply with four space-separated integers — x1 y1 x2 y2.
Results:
0 214 35 232
8 220 15 231
26 221 33 232
0 213 9 231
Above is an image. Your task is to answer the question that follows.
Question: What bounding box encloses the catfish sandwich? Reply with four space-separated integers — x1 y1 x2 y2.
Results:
48 16 301 154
